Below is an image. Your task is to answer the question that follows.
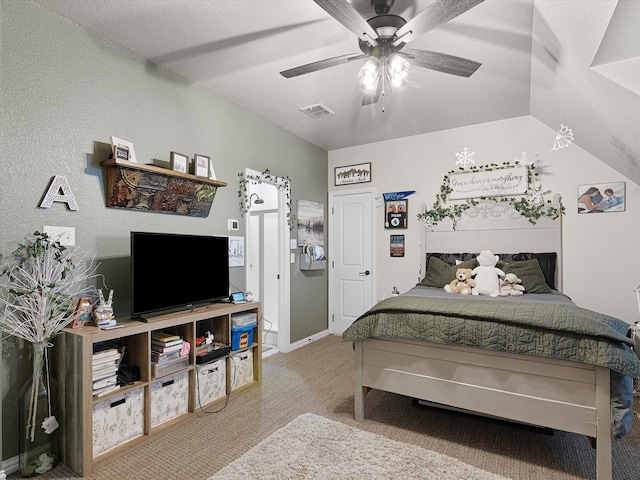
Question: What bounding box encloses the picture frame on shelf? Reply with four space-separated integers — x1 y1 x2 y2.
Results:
194 154 209 178
208 158 217 180
72 296 93 328
113 144 130 161
111 136 137 163
170 151 188 173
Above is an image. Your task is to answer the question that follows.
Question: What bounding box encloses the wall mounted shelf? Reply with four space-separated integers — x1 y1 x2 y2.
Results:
100 159 227 218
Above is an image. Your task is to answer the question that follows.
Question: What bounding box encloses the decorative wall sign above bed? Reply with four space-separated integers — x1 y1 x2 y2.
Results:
417 162 564 229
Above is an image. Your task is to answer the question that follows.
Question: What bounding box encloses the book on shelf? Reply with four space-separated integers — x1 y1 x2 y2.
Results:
151 342 183 354
93 384 120 397
93 359 119 370
92 348 121 362
151 338 183 348
93 376 118 391
151 351 181 363
151 331 181 343
92 367 118 382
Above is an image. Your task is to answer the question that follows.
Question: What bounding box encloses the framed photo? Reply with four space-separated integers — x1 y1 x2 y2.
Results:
385 199 408 229
170 151 188 173
577 182 625 213
72 296 93 328
113 144 130 161
111 136 137 163
194 154 209 178
335 162 371 186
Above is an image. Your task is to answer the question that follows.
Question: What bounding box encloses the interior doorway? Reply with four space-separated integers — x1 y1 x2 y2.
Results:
328 188 376 334
244 169 291 354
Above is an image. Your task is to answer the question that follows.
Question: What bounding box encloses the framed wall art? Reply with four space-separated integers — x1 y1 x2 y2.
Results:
577 182 625 213
335 162 371 186
390 235 405 257
194 154 209 178
170 151 188 173
385 199 408 229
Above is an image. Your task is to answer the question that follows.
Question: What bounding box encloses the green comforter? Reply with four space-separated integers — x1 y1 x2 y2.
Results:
342 293 640 379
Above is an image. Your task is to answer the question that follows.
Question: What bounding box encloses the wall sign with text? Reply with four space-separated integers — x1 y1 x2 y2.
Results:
448 165 528 200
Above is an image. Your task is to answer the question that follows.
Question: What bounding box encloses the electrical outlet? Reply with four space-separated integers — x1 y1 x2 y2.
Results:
43 226 76 246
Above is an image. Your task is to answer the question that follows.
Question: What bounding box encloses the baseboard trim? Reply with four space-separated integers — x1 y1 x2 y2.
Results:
289 330 330 351
2 455 17 476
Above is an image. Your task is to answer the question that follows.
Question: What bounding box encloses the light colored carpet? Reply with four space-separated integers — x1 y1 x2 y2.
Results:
209 413 511 480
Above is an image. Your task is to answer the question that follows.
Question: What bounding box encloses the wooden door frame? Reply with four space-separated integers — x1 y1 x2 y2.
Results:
244 169 291 353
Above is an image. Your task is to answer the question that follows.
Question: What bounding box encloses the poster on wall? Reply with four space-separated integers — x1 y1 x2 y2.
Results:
385 199 408 229
577 182 625 213
228 236 245 267
390 235 405 257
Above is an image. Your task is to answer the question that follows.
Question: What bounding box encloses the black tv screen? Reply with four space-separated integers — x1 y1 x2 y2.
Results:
131 232 229 318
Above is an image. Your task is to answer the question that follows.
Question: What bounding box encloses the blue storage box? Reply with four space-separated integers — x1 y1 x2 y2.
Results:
231 323 255 350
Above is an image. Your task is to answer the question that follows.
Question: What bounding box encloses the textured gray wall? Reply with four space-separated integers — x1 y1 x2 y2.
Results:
1 0 327 461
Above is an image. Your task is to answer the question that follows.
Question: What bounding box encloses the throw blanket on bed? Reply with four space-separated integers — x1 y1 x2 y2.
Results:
342 292 640 379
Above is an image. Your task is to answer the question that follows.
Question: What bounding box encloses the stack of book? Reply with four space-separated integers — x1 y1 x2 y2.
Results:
151 331 184 364
92 347 122 397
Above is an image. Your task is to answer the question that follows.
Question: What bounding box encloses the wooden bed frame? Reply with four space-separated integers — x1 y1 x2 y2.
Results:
352 198 614 480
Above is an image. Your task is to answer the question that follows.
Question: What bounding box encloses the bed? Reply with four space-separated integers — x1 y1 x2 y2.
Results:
342 198 640 480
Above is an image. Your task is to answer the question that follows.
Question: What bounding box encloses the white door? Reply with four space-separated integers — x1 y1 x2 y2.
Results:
329 188 375 334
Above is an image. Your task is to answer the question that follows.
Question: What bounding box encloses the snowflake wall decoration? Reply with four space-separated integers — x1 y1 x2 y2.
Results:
526 182 551 204
455 147 476 167
551 124 574 151
514 151 533 166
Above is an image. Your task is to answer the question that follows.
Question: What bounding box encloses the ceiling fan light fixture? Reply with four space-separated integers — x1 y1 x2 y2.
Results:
358 58 381 92
386 54 410 88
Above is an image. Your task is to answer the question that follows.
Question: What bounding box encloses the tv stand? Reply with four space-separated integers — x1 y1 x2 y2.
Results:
56 301 261 476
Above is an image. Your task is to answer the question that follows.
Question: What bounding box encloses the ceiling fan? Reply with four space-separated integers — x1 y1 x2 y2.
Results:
280 0 485 106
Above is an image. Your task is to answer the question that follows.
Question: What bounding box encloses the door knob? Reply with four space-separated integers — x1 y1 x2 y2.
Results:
359 270 370 276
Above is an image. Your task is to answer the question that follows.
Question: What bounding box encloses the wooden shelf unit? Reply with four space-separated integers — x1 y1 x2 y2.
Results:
100 158 227 217
56 301 261 476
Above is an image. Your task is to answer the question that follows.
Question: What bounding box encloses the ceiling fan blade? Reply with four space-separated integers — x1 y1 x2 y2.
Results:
394 0 485 45
400 48 481 77
280 53 368 78
314 0 379 45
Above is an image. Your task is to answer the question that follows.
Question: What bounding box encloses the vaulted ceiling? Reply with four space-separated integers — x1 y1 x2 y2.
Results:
34 0 640 185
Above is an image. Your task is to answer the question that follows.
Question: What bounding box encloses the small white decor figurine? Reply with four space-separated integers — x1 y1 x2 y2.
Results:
94 289 115 327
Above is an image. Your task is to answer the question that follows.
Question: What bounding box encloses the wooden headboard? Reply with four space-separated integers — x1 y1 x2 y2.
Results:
422 195 563 290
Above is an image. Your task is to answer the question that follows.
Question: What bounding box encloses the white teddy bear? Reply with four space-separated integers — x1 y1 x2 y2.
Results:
499 273 525 296
471 250 505 297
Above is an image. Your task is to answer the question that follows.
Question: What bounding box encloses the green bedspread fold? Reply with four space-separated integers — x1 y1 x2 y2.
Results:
342 295 640 378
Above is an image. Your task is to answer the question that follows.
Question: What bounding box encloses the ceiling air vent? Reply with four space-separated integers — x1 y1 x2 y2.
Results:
299 103 335 119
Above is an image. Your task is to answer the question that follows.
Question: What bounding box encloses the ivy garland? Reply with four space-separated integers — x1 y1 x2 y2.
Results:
238 169 295 229
416 162 565 227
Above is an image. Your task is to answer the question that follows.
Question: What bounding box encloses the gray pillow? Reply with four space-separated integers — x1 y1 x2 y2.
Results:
499 259 552 294
420 257 477 288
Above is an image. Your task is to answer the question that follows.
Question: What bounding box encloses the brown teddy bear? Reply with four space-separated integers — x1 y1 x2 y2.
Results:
444 268 476 295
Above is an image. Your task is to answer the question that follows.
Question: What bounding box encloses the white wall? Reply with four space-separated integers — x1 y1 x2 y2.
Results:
329 115 640 324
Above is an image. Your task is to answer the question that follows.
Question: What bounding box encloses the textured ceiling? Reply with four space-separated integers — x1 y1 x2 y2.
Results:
33 0 640 185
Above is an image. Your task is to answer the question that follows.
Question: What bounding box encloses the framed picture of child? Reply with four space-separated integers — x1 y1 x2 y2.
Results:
577 182 625 213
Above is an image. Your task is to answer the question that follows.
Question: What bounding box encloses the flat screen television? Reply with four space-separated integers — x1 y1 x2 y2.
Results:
130 232 229 319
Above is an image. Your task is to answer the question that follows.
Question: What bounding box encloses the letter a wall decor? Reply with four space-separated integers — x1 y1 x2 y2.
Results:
40 175 79 210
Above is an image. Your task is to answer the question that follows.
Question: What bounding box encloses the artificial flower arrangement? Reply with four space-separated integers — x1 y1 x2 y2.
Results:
0 231 100 475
